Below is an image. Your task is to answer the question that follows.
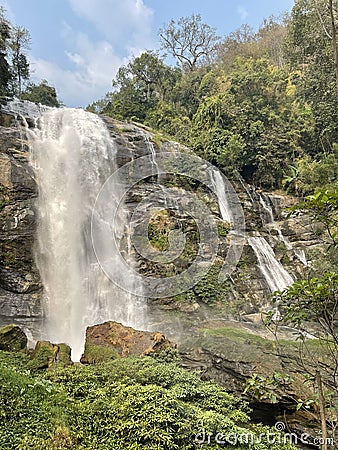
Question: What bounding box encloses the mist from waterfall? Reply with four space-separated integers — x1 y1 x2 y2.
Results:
29 108 146 360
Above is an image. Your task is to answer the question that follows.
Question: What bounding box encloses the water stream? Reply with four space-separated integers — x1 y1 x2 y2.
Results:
29 108 146 360
248 235 294 293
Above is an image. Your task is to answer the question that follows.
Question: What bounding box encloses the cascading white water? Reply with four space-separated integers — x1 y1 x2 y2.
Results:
258 193 307 266
248 235 294 293
210 170 233 224
29 108 146 360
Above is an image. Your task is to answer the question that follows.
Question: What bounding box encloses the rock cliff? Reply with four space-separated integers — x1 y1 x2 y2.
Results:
0 101 326 332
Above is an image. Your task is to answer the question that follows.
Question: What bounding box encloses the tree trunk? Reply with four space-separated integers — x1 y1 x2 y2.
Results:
315 370 328 450
329 0 338 96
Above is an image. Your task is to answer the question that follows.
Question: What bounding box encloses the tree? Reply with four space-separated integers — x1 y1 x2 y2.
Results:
190 58 315 187
288 189 338 246
22 80 60 107
284 0 338 148
104 52 180 122
328 0 338 94
159 14 220 71
0 7 12 97
9 26 30 96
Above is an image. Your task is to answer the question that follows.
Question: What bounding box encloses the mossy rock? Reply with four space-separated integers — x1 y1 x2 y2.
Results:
28 341 73 370
28 340 57 370
80 343 119 364
57 343 73 367
0 324 27 351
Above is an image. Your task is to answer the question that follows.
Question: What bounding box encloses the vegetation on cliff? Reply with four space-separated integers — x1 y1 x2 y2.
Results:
87 0 338 194
0 350 296 450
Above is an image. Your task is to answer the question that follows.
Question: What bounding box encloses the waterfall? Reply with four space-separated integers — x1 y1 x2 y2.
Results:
210 170 233 224
29 108 146 360
258 193 307 266
248 236 294 293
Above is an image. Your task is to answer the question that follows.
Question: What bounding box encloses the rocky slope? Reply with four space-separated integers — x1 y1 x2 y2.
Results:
0 101 326 332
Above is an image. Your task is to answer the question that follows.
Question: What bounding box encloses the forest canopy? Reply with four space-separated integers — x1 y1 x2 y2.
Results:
87 0 338 192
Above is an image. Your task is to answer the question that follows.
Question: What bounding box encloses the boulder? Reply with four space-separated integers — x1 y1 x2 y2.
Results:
28 340 72 370
0 323 27 351
80 321 176 364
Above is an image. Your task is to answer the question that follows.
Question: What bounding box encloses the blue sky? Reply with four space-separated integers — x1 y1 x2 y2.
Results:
2 0 294 107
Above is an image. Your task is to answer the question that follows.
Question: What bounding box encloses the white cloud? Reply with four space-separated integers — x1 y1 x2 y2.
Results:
237 6 249 22
30 34 125 107
68 0 154 50
29 0 155 107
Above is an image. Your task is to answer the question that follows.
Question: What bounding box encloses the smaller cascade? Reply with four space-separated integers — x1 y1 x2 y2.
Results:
258 193 274 225
144 134 161 181
248 235 294 293
210 170 233 224
258 193 307 266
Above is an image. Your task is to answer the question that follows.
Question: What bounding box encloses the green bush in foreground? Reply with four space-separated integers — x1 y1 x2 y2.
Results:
0 351 296 449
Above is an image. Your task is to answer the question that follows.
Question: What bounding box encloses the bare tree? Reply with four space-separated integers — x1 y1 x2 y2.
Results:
159 14 220 72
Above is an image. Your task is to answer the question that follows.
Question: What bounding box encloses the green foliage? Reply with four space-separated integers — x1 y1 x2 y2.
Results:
0 352 296 449
285 149 338 195
244 372 292 404
288 189 338 246
104 52 180 123
284 0 338 147
81 342 118 364
192 263 229 305
190 58 314 187
273 272 338 330
22 79 60 107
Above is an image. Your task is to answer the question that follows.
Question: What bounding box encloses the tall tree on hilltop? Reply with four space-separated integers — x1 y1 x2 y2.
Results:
22 80 60 107
0 7 12 97
10 26 30 97
159 14 220 72
105 51 180 121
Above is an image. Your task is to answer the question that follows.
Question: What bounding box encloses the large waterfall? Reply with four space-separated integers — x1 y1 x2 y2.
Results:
29 108 146 360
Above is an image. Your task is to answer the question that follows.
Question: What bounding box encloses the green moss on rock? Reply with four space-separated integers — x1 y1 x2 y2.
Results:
0 324 27 351
80 342 118 364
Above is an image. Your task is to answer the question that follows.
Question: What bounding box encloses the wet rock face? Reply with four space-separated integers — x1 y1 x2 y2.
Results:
0 324 27 351
80 321 176 364
0 114 42 322
0 106 326 326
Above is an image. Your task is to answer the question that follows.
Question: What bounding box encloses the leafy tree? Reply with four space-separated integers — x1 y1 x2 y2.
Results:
159 14 220 71
104 51 180 122
190 58 315 187
285 0 338 148
9 26 30 96
22 79 60 107
0 7 12 97
288 189 338 246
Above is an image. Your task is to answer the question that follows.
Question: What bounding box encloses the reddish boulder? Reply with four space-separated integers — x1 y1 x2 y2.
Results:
80 321 176 364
